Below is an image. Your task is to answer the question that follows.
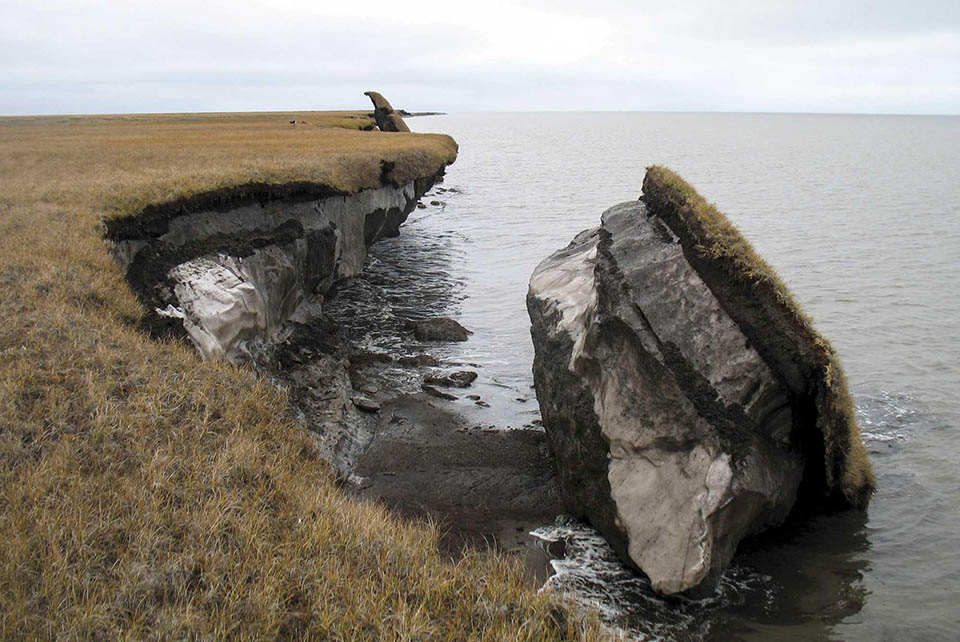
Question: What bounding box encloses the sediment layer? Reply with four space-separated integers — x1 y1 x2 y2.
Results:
110 174 447 360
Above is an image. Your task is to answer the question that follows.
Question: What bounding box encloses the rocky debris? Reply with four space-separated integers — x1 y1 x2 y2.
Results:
410 318 472 342
398 354 441 367
350 351 394 366
448 371 478 387
352 396 381 413
424 370 478 388
527 168 873 596
363 91 411 133
268 343 377 473
422 384 457 401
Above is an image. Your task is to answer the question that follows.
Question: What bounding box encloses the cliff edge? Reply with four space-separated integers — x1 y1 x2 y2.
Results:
0 107 591 641
104 100 455 360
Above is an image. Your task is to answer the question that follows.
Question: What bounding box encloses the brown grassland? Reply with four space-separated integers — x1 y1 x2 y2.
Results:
0 112 603 640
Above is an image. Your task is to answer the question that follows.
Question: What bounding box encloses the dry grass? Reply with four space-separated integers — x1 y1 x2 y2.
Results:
0 111 457 222
642 165 874 509
0 112 601 640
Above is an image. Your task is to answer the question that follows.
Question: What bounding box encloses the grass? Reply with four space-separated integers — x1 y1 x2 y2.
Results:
641 165 875 509
0 112 602 640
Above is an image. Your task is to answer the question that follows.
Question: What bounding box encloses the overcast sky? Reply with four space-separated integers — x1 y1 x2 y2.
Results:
1 0 958 115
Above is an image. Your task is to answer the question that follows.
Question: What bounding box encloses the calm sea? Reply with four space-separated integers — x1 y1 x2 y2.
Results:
392 112 959 640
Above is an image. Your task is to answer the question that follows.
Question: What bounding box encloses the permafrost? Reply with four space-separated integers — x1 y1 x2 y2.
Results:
527 166 873 597
112 179 441 359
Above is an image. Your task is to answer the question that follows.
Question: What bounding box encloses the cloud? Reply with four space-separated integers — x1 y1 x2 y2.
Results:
0 0 957 114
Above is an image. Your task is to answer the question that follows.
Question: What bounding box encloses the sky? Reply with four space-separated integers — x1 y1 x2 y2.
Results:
1 0 958 115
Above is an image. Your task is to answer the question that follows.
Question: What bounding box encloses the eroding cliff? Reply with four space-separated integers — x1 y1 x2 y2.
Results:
108 173 447 360
527 166 874 596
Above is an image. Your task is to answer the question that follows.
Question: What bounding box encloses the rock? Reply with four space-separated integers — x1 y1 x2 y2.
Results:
430 200 441 206
466 395 481 401
448 371 478 387
363 91 411 133
527 166 873 596
352 395 380 413
350 351 393 366
416 202 426 209
412 318 472 342
398 354 441 367
422 384 457 400
424 370 478 388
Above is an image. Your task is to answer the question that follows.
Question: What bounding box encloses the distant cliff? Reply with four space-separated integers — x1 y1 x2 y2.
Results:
364 91 412 133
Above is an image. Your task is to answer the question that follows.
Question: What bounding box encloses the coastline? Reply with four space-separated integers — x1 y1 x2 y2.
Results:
257 223 566 580
0 111 601 640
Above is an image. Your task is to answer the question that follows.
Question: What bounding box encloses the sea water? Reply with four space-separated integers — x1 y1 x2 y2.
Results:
388 112 960 640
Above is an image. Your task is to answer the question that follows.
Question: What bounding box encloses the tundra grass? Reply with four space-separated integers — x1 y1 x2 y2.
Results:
642 165 874 509
0 113 602 640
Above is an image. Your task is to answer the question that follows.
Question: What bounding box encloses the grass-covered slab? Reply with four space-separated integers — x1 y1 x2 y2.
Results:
0 112 599 640
641 165 874 509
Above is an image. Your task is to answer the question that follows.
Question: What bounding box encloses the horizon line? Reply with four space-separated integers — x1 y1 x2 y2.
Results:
2 108 959 119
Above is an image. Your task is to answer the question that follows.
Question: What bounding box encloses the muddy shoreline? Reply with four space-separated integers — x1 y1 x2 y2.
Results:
253 205 566 581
